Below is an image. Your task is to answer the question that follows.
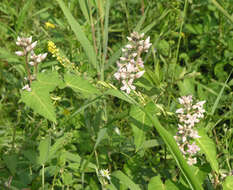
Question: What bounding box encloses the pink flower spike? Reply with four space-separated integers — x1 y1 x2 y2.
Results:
135 70 145 78
15 51 25 56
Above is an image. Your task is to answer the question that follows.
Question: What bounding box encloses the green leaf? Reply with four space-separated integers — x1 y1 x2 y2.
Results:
16 0 33 33
21 86 56 123
105 88 203 190
64 73 100 96
38 136 51 165
130 104 148 151
94 128 108 150
78 0 90 23
148 176 182 190
210 68 233 116
223 176 233 190
141 109 203 190
112 171 141 190
36 72 63 92
148 176 165 190
195 128 219 173
63 151 96 170
21 72 62 122
56 0 97 68
48 135 69 161
3 154 18 175
142 139 162 149
105 89 134 104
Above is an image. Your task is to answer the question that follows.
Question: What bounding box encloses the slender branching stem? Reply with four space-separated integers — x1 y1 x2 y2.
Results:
25 52 32 85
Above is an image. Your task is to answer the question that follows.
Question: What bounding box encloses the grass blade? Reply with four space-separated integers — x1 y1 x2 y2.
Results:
211 0 233 23
56 0 97 68
210 68 233 116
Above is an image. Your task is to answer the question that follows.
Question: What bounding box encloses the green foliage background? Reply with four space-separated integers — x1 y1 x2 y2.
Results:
0 0 232 189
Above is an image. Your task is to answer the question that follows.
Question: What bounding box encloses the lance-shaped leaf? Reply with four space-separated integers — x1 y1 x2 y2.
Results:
56 0 97 68
112 171 141 190
63 73 100 96
195 128 219 173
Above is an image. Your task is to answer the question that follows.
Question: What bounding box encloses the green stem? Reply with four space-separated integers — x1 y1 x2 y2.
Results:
172 0 189 83
25 52 32 85
42 164 45 190
211 0 233 23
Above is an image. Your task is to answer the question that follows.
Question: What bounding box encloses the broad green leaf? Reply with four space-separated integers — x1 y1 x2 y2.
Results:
130 105 148 151
195 129 219 173
36 72 63 92
62 172 73 186
148 176 165 190
148 177 179 190
165 180 180 190
23 150 38 164
64 73 100 96
21 72 62 122
56 0 97 68
178 78 195 96
38 136 51 165
94 128 108 150
223 176 233 190
21 86 56 123
3 154 18 175
112 171 141 190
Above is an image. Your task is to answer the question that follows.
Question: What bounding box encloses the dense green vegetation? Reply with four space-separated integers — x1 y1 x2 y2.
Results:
0 0 233 189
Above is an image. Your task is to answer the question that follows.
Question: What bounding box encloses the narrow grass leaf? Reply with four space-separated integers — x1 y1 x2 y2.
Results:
56 0 97 68
78 0 90 23
112 170 141 190
211 0 233 23
210 69 233 116
16 0 33 33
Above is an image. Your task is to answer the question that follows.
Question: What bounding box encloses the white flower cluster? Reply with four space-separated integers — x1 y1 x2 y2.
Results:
99 169 111 180
16 36 47 65
15 36 47 91
174 95 206 165
114 32 152 94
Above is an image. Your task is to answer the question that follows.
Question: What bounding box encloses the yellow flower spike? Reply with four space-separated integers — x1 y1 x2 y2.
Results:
48 41 58 55
47 40 78 72
45 22 55 29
